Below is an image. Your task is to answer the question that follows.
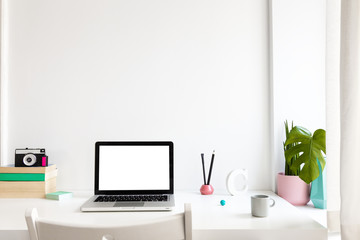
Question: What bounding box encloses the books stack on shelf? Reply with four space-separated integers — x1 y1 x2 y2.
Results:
0 164 57 198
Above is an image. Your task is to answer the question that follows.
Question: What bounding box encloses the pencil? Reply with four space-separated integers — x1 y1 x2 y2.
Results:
201 153 206 185
207 150 215 185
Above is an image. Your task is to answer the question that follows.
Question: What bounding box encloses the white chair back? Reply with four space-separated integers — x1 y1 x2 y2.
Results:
25 203 192 240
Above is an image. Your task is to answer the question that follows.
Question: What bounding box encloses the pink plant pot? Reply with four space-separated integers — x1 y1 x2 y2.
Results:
200 184 214 195
277 173 310 206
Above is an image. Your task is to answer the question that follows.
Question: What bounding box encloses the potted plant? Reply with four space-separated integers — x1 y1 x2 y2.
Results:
277 121 326 206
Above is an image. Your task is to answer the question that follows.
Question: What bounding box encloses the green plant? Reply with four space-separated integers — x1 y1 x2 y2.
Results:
284 123 326 184
283 121 300 176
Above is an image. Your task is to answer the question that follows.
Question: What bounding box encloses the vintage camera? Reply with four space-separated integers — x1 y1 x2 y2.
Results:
15 148 48 167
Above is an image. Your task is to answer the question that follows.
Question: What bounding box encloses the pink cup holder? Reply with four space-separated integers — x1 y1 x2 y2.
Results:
200 184 214 195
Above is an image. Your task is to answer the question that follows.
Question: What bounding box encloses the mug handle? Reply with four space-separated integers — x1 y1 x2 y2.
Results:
269 198 275 207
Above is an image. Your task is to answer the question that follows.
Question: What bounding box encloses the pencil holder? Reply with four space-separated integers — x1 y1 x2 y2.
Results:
200 184 214 195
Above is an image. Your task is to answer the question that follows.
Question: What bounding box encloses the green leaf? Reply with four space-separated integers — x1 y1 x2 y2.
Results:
313 129 326 154
285 144 306 165
284 126 326 184
284 126 311 146
283 120 300 175
290 153 306 172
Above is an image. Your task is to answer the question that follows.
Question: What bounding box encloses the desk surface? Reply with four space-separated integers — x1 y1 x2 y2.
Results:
0 190 327 240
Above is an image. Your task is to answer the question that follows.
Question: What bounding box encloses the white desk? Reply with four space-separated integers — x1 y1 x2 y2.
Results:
0 191 327 240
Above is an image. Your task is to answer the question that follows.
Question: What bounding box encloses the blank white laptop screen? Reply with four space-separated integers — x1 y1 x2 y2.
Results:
98 145 170 191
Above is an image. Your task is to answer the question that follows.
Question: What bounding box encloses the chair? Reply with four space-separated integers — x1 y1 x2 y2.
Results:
25 203 192 240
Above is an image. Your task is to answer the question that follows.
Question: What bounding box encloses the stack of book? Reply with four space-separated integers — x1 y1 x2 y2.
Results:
0 164 57 198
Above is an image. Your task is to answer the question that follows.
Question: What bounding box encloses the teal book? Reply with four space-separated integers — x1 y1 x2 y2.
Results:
46 191 73 200
0 170 57 181
0 173 46 181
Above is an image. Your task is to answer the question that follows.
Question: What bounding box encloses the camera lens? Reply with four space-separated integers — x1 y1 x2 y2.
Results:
23 154 36 166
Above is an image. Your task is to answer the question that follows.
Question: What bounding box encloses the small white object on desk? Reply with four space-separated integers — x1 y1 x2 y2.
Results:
226 168 248 196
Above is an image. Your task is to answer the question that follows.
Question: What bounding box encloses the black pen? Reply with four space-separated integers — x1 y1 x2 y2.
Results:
207 150 215 185
201 153 207 185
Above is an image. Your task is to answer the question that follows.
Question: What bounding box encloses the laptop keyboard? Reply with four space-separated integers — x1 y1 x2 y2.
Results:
94 195 168 202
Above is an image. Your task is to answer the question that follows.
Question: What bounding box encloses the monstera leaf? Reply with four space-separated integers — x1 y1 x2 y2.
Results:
284 126 326 184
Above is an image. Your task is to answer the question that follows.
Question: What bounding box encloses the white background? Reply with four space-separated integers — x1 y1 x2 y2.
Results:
99 146 169 190
0 0 325 192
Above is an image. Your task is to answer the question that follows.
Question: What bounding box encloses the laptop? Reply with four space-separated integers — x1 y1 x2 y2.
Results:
80 141 175 212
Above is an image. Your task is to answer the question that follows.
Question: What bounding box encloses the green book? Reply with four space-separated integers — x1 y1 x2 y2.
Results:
0 173 46 181
46 191 73 201
0 169 57 181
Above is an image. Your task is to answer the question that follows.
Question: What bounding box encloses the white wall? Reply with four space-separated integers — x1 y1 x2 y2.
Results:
1 0 270 191
270 0 326 191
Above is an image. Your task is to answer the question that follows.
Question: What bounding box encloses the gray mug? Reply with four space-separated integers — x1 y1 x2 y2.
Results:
251 195 275 217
